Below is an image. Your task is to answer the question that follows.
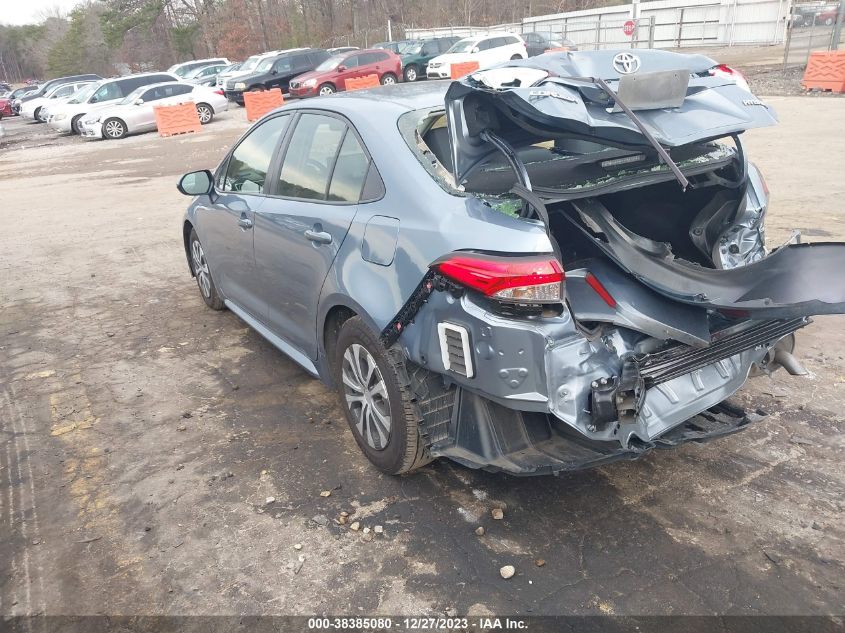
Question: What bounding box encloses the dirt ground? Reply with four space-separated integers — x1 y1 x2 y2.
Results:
0 93 843 621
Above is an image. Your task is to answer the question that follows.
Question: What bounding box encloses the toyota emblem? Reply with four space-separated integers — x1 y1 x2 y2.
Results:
612 52 641 74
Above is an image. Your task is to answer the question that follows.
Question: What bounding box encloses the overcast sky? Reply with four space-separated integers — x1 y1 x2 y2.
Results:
2 0 81 26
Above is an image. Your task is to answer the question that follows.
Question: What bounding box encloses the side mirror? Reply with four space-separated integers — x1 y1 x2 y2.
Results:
270 69 277 75
472 47 480 53
135 98 144 105
337 65 346 72
178 169 214 196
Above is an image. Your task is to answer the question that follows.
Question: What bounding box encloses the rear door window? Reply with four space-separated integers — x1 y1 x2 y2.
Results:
343 55 360 68
220 115 290 193
277 113 346 200
327 132 370 202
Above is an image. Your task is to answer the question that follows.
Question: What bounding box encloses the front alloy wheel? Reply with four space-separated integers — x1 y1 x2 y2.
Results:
189 229 224 310
103 118 126 139
318 83 335 96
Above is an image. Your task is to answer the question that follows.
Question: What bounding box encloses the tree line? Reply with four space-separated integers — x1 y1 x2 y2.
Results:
0 0 618 82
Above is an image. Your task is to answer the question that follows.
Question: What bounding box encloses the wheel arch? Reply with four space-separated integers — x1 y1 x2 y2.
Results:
318 295 381 386
183 220 195 276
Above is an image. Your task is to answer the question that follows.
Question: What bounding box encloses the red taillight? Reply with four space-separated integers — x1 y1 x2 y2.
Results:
433 252 564 303
708 64 750 92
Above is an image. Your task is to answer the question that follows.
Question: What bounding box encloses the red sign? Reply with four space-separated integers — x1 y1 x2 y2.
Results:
623 19 636 36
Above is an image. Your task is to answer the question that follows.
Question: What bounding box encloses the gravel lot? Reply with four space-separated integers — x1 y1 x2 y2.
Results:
0 92 843 622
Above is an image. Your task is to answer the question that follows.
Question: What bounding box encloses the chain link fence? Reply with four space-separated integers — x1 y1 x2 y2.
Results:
783 3 845 68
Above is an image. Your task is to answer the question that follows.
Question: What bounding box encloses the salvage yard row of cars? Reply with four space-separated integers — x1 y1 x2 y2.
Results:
0 30 576 139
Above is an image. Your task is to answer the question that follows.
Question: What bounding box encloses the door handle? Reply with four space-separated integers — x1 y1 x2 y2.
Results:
238 216 253 229
305 229 332 244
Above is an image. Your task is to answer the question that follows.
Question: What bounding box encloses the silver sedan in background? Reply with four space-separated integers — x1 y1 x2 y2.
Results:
78 82 228 140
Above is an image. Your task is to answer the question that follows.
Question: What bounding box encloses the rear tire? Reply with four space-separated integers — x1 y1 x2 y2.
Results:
510 54 523 60
333 317 434 475
196 103 214 124
189 229 224 310
380 72 397 85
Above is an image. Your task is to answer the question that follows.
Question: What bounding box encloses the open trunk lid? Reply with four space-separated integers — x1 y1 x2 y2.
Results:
444 49 778 184
443 49 845 321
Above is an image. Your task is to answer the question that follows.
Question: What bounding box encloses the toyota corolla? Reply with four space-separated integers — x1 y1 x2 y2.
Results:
176 50 845 476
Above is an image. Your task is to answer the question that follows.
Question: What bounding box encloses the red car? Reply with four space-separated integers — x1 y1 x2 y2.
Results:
817 6 842 25
289 48 402 98
0 97 13 119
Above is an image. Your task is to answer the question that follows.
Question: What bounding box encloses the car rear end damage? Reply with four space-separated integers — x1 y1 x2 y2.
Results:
387 50 845 474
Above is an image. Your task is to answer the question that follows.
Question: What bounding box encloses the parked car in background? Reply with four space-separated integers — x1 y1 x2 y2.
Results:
399 36 461 81
426 33 527 78
289 48 402 97
168 58 230 78
373 40 413 54
47 72 179 134
816 5 842 25
224 49 332 104
328 46 359 54
0 82 11 92
218 50 295 88
19 81 95 122
176 52 845 477
185 62 231 86
0 96 13 119
78 82 227 140
17 74 101 107
2 86 39 116
523 31 578 55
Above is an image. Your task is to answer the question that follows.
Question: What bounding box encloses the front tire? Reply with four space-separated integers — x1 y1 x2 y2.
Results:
380 72 397 85
102 118 127 139
71 115 84 135
403 65 419 82
196 103 214 124
318 83 336 96
333 317 432 475
189 229 224 310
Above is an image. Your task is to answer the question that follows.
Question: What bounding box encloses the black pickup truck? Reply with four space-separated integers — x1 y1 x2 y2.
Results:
224 48 331 104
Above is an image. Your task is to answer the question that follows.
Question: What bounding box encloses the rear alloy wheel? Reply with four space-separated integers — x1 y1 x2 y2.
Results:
403 65 419 82
380 72 397 85
189 229 224 310
103 118 127 140
318 83 336 96
196 103 214 124
334 317 433 475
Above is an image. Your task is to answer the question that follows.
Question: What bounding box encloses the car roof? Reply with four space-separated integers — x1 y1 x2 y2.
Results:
287 80 447 116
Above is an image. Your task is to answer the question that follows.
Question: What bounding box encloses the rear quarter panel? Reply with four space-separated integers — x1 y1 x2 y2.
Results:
315 101 552 363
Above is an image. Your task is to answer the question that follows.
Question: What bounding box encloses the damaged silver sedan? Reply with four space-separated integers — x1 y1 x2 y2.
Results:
178 49 845 475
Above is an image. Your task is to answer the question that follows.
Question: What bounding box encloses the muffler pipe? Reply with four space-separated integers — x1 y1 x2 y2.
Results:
772 349 808 376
